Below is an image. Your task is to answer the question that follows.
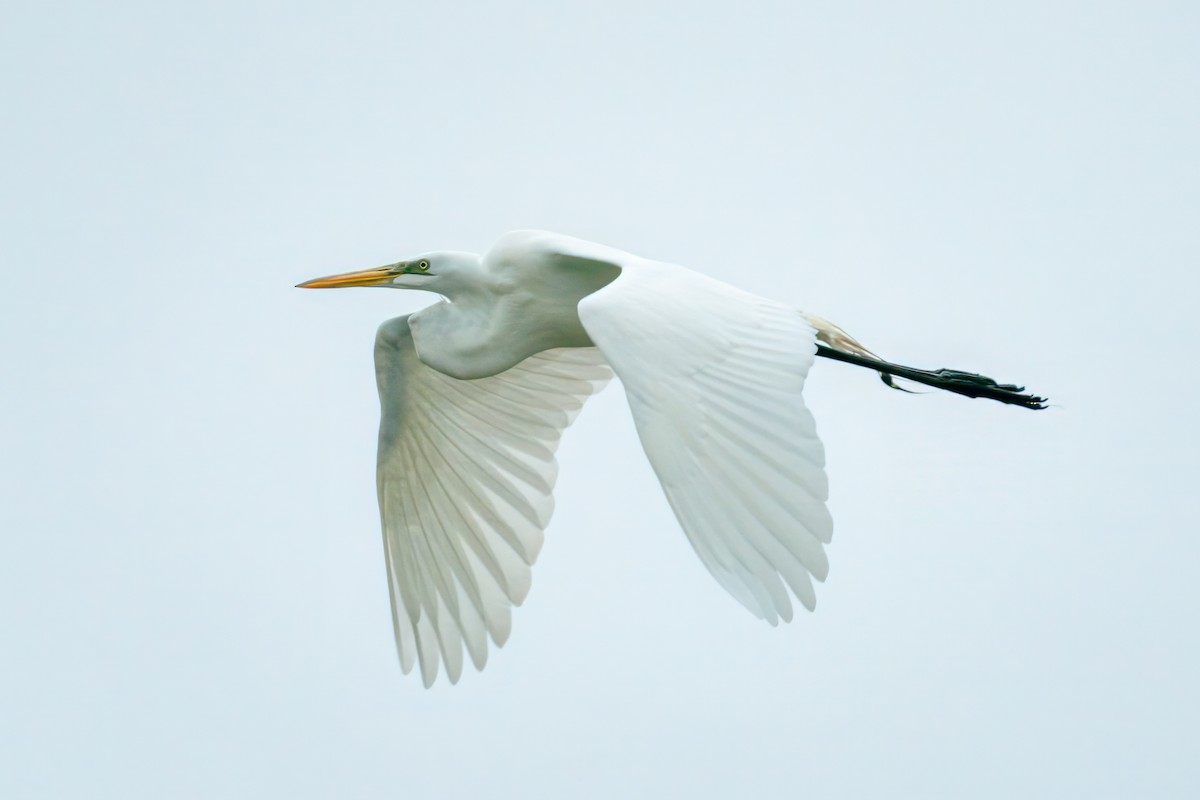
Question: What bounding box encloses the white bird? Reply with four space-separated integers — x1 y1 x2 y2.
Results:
298 230 1045 686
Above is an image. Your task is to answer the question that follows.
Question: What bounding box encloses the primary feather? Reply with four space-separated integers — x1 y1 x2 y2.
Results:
375 315 611 686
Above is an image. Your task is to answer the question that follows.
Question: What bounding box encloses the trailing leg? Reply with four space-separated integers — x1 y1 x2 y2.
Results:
802 313 1047 410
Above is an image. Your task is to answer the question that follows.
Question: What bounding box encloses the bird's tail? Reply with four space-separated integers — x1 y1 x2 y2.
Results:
802 313 1047 410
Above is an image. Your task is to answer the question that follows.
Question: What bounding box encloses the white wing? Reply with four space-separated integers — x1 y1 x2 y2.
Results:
374 315 611 686
579 259 833 624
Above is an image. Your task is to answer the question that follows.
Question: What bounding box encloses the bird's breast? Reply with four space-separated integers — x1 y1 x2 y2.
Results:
410 294 598 380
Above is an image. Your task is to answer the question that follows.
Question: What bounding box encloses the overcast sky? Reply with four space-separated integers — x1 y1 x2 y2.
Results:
2 1 1197 797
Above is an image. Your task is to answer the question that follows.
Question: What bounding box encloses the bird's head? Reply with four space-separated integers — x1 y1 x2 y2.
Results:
296 251 484 296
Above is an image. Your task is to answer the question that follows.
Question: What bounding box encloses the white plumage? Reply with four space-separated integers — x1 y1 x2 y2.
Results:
578 261 832 624
374 327 611 684
299 229 1044 686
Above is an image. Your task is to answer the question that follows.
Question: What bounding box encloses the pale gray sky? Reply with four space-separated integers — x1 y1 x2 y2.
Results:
2 1 1197 797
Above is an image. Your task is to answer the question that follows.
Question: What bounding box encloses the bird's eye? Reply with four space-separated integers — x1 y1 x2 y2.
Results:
418 260 430 271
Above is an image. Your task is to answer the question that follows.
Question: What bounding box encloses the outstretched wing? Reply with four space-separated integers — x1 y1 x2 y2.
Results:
578 259 833 624
374 315 611 686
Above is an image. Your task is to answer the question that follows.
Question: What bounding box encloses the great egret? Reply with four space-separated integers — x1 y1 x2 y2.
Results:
298 230 1045 686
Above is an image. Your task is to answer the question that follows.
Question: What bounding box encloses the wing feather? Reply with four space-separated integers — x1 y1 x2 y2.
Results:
578 257 833 622
374 316 610 686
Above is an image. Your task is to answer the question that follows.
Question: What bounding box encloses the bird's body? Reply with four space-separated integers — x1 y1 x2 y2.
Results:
401 233 621 378
299 230 1045 686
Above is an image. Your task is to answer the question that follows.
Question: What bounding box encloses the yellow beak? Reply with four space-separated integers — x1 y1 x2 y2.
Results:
295 264 400 289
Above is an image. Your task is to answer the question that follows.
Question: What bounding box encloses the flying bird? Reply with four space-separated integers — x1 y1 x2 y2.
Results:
298 230 1045 686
